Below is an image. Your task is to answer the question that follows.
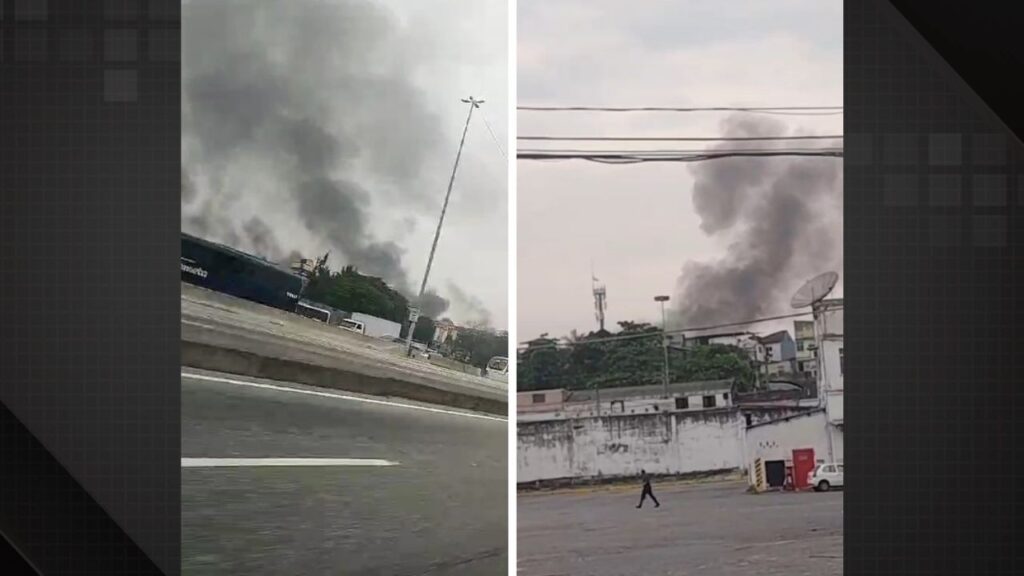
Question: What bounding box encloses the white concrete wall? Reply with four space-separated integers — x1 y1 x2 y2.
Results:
551 391 733 419
744 410 830 485
743 406 809 426
826 392 843 423
830 426 844 463
821 340 843 392
818 305 843 336
517 410 745 483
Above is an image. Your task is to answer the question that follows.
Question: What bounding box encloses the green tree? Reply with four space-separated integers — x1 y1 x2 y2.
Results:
449 329 508 369
302 264 410 324
515 323 756 392
412 316 436 344
517 334 567 391
670 344 756 391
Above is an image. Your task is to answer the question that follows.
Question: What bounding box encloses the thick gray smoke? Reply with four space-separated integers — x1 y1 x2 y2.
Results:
241 217 285 263
182 0 438 291
447 282 493 328
181 0 478 316
672 115 842 328
419 290 450 319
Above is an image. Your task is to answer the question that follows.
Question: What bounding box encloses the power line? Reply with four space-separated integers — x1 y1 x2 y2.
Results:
519 134 843 142
517 308 842 350
517 150 843 163
517 146 844 155
518 105 843 115
478 110 507 160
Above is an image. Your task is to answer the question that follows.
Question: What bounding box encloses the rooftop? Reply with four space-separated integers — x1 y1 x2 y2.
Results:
759 330 790 344
566 379 734 403
182 232 299 277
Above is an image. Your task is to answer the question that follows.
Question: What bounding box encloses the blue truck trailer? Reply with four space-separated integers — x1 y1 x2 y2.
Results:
181 233 305 312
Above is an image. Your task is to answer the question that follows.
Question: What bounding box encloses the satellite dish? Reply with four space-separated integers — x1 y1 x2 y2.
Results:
790 271 838 309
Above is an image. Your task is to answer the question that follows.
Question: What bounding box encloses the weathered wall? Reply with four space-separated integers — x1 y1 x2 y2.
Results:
743 405 810 426
830 426 844 463
744 410 829 485
517 409 745 483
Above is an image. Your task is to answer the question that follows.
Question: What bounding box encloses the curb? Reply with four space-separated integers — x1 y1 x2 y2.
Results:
181 340 509 417
518 470 744 496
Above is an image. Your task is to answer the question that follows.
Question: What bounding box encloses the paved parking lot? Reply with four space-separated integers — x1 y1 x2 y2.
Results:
518 480 842 576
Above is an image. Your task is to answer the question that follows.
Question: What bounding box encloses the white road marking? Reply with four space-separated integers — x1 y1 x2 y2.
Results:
182 319 220 330
181 370 508 423
182 457 398 468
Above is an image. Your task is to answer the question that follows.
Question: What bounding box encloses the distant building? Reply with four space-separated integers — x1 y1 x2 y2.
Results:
794 320 817 378
816 299 843 462
759 330 796 375
432 319 459 346
688 331 766 362
290 258 317 278
742 297 844 491
517 379 736 421
517 389 568 414
434 321 506 346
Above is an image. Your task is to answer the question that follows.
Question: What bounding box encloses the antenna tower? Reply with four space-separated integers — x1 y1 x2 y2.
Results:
592 265 607 332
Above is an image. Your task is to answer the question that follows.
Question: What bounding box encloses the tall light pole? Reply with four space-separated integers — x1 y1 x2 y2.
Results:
406 97 484 357
655 295 670 398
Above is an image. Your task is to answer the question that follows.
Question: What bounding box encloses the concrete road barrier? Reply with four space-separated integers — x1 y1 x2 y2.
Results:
182 341 508 416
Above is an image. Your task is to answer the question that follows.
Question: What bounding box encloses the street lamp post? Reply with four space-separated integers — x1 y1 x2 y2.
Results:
405 96 484 358
655 295 670 398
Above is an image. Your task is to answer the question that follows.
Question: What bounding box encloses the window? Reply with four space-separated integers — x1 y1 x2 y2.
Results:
611 400 625 414
839 348 844 376
744 414 752 427
797 340 805 351
702 395 716 408
723 392 729 401
531 393 545 404
674 397 689 410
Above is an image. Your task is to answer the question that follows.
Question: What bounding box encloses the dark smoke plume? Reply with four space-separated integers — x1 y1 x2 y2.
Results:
671 115 842 329
241 217 285 263
447 282 493 328
181 0 445 294
419 290 450 319
182 168 197 205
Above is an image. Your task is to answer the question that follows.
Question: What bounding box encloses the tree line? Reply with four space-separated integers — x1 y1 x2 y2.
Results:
517 321 757 392
301 262 506 369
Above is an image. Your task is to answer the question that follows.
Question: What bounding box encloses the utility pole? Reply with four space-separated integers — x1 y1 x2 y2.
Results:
655 295 671 398
406 97 484 358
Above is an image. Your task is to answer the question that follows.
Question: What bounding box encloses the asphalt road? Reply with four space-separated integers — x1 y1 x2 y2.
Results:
518 481 842 576
182 370 508 575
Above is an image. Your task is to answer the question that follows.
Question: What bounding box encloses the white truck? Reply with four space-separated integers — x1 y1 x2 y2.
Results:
339 312 402 339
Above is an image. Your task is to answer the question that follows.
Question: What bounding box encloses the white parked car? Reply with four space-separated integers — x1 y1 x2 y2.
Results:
809 463 844 492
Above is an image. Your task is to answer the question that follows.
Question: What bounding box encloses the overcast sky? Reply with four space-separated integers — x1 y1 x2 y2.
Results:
182 0 508 329
518 0 843 342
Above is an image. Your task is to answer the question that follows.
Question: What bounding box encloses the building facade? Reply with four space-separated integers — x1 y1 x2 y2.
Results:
759 330 796 375
794 320 817 377
816 299 844 463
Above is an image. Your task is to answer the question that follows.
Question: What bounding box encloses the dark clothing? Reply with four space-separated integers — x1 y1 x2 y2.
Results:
637 475 659 508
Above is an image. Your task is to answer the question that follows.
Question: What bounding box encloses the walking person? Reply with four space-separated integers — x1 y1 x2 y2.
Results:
636 469 660 508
